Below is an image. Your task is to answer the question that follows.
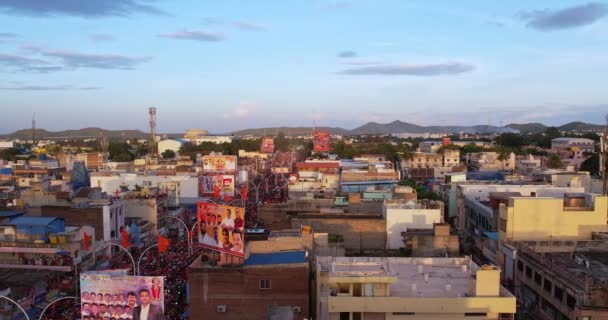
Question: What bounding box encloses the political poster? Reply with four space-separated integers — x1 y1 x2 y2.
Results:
260 137 275 153
198 175 235 197
196 202 245 257
80 274 165 320
202 155 237 173
158 182 180 207
289 174 298 185
313 130 331 153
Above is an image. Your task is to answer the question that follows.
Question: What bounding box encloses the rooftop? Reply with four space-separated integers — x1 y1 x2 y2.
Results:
244 250 307 266
318 257 514 298
8 216 60 226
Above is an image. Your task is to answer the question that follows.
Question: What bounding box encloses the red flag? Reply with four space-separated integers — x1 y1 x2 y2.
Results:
158 235 170 253
83 231 91 251
241 185 248 200
224 194 232 202
121 229 130 248
213 185 221 199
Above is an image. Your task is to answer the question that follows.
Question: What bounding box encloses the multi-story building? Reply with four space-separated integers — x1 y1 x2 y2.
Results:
340 163 399 194
498 193 608 273
315 256 516 320
513 240 608 320
383 200 443 250
188 231 311 320
0 216 96 272
468 152 516 172
90 173 199 199
403 151 463 182
404 223 459 257
551 138 595 157
289 161 340 199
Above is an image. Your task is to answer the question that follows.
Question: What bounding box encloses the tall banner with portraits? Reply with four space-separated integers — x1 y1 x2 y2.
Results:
196 202 245 257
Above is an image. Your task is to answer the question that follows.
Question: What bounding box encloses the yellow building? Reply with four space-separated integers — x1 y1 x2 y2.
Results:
498 193 608 244
315 257 516 320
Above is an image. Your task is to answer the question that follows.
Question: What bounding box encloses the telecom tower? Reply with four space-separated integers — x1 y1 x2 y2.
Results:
100 132 109 170
148 107 158 164
31 113 36 145
602 114 608 195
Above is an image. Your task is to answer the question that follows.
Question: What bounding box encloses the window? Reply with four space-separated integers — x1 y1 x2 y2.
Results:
554 286 564 301
259 279 271 290
353 312 362 320
544 279 552 293
340 312 349 320
525 266 532 278
364 283 373 297
517 261 524 272
465 313 487 317
499 218 507 232
534 272 542 285
566 294 576 309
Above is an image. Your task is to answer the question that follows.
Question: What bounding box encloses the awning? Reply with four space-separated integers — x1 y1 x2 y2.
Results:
483 231 498 241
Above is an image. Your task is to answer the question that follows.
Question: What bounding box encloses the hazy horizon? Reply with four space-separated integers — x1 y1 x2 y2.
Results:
1 1 607 132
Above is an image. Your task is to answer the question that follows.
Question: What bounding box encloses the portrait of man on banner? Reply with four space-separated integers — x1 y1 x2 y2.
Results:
196 202 245 257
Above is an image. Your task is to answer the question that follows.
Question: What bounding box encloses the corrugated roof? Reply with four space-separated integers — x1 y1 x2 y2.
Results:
0 211 24 218
9 216 60 226
244 250 306 266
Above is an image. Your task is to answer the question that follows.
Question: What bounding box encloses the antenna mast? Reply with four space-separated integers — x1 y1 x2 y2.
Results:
148 107 158 164
602 114 608 195
32 112 36 145
100 132 109 170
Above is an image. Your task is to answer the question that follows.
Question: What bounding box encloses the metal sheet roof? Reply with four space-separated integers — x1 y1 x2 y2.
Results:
9 216 60 226
244 250 306 266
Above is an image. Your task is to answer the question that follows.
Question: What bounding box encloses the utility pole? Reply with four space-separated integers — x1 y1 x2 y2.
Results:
602 114 608 196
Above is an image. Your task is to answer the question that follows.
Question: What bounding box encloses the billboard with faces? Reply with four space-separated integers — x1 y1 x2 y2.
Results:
196 202 245 257
80 274 165 320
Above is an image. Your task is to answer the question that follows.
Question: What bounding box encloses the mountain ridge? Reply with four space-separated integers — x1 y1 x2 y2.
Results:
1 121 603 139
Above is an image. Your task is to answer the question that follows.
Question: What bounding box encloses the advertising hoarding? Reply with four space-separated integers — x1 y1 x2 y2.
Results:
198 175 235 197
80 274 165 320
196 202 245 257
313 130 331 153
202 155 237 173
260 137 275 153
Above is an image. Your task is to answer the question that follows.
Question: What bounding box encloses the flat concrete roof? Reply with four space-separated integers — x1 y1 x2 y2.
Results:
318 257 514 298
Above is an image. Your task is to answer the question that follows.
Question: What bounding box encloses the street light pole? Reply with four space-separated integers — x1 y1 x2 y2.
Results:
0 295 30 320
158 215 191 255
103 241 136 275
137 244 159 276
37 296 79 320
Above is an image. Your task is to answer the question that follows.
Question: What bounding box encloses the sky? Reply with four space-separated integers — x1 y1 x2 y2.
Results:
1 0 607 134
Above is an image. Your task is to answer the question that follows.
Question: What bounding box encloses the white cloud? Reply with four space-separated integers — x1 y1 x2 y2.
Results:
223 102 256 118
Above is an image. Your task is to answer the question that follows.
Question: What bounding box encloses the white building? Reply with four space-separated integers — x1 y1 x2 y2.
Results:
90 173 199 198
191 136 233 144
158 139 188 156
551 137 595 157
0 141 14 150
383 200 443 249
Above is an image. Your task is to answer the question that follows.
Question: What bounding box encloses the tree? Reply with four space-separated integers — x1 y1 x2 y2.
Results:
547 154 563 169
274 132 289 152
161 149 176 159
497 133 527 149
580 153 599 175
461 143 483 154
544 127 562 139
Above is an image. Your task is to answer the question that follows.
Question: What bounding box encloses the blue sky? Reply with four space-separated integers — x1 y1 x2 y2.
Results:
1 0 607 133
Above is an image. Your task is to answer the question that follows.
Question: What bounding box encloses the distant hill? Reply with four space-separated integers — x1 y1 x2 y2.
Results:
506 122 603 133
349 120 513 135
558 121 604 132
1 127 148 140
230 126 349 137
2 120 603 140
505 123 547 134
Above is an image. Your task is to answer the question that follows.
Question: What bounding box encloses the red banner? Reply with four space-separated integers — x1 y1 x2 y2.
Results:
313 130 331 153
